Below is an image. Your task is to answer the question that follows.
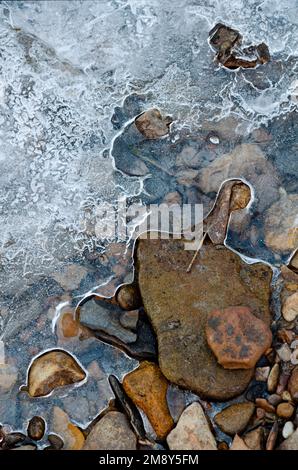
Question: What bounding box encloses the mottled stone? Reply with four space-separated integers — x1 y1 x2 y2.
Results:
243 427 264 450
230 182 251 211
83 411 137 450
167 402 217 450
288 366 298 401
214 402 255 435
265 192 298 253
277 402 294 419
52 264 87 291
123 361 174 440
27 416 45 441
52 407 85 450
267 364 280 393
282 292 298 322
136 237 272 400
79 297 136 343
26 350 86 397
135 109 172 139
206 306 272 369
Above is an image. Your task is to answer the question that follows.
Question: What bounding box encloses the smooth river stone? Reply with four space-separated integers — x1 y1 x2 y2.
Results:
136 237 272 400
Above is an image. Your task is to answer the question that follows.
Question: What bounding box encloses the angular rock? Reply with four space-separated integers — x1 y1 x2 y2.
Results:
288 366 298 401
265 192 298 253
214 402 255 435
289 250 298 271
276 343 292 362
197 144 280 212
52 407 85 450
123 361 174 440
255 366 270 382
137 237 272 400
209 23 242 64
230 435 251 450
282 292 298 322
27 416 45 441
79 297 136 344
279 428 298 450
167 402 217 450
26 350 86 397
206 306 272 370
83 411 137 450
135 109 172 139
243 427 264 450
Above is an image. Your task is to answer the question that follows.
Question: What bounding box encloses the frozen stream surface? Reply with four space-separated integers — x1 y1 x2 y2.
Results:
0 0 297 435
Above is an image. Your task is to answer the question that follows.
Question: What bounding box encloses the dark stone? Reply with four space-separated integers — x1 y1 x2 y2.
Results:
108 375 147 441
27 416 46 441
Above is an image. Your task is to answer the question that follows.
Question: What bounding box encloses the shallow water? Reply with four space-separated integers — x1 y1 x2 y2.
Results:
0 0 297 435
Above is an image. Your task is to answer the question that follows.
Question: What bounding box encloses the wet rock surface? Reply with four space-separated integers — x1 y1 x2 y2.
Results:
167 402 217 450
79 297 137 344
123 361 174 440
137 237 272 400
83 411 137 450
214 402 255 435
135 109 172 140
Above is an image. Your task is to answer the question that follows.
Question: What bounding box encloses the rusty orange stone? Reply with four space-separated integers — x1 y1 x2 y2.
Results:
122 361 174 440
61 313 79 338
206 306 272 369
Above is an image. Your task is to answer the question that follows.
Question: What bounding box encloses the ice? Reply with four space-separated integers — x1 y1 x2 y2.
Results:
0 0 297 429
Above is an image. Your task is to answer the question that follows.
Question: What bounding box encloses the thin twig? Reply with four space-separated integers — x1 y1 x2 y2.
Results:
186 231 208 273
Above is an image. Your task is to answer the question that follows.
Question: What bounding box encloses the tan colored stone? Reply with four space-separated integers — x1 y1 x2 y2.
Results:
265 193 298 253
288 366 298 401
137 237 272 400
230 435 252 450
279 428 298 450
214 402 255 435
206 306 272 369
83 411 136 450
230 183 251 211
255 398 275 413
243 427 264 450
123 361 174 440
116 284 142 311
282 292 298 322
276 402 294 419
52 407 85 450
167 402 217 450
26 350 86 397
267 364 280 393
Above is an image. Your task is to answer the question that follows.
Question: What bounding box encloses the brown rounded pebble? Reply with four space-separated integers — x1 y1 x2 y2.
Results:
27 416 46 441
267 364 280 393
116 284 142 311
276 402 295 419
281 391 292 402
218 441 229 450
